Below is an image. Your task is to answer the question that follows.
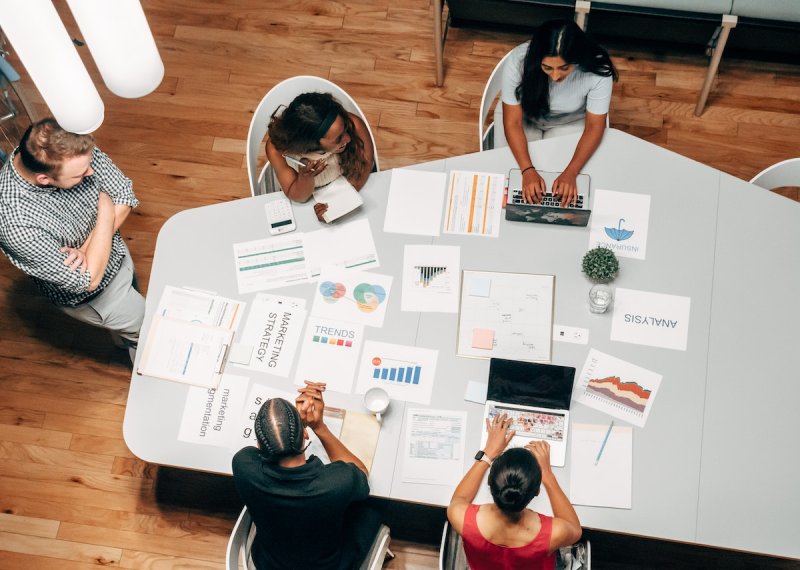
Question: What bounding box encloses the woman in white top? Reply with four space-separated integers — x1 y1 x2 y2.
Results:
267 92 374 219
498 19 617 207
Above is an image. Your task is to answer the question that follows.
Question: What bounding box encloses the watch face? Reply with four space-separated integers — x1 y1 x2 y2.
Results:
474 450 485 461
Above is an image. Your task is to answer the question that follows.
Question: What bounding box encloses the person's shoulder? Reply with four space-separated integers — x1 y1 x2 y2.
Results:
232 446 261 472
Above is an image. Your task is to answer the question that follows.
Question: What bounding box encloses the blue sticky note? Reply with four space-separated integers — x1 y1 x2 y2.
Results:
469 277 491 297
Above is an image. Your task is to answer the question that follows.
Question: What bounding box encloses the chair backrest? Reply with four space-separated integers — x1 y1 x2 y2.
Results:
359 523 391 570
246 75 380 196
439 521 469 570
479 49 515 151
749 158 800 191
226 506 254 570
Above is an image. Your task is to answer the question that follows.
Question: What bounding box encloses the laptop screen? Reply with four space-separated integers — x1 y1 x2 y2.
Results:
487 358 576 410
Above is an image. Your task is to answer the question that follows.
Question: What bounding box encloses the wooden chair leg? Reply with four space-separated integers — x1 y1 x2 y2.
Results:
575 1 591 31
434 0 445 86
695 14 737 116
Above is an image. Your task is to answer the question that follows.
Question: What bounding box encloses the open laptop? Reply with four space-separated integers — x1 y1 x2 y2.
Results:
505 169 592 227
481 358 576 467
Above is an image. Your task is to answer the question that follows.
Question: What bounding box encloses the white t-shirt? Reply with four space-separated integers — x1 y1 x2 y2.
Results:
501 42 613 127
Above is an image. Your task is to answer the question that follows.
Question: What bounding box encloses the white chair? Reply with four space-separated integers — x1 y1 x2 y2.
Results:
246 76 380 196
478 49 514 151
439 521 469 570
226 506 392 570
749 158 800 191
359 523 393 570
226 507 256 570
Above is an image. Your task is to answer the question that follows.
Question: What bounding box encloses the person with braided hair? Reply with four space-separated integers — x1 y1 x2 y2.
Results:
447 414 582 569
232 381 382 570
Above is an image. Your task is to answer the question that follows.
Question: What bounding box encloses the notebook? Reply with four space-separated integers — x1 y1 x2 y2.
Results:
313 176 363 223
505 168 592 227
481 358 576 467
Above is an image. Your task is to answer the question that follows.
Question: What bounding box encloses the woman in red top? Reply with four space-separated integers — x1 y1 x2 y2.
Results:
447 414 582 569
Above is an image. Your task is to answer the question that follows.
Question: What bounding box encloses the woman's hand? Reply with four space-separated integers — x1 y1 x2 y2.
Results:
526 440 553 478
553 169 578 207
522 168 547 204
484 413 515 460
299 159 327 179
313 202 329 222
296 381 327 431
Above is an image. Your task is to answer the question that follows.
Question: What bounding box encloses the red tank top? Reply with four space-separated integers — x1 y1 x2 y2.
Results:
461 504 555 570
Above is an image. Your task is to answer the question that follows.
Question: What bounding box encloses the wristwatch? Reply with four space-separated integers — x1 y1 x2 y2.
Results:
474 450 492 466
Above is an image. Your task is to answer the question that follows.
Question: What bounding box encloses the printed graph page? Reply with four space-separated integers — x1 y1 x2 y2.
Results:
401 244 461 313
233 234 310 294
574 349 663 428
443 170 505 237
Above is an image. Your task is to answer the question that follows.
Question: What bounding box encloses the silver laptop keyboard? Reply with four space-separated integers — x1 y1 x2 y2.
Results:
511 188 585 209
488 406 565 442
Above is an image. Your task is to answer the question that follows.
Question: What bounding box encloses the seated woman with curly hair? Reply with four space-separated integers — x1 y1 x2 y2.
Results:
266 92 375 219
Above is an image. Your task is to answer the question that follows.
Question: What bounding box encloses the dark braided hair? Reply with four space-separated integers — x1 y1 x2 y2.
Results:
489 447 542 522
254 398 305 462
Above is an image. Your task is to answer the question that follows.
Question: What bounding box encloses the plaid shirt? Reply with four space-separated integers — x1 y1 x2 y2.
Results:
0 147 139 306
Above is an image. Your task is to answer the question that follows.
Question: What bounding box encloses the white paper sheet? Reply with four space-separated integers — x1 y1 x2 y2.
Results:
137 316 233 388
574 349 663 428
313 176 363 223
178 373 249 447
235 293 307 376
569 423 633 509
457 270 554 362
304 218 380 278
294 317 365 394
588 189 651 260
401 245 461 313
354 341 439 405
464 381 488 405
233 234 310 294
384 169 447 236
312 268 393 327
156 286 245 331
610 288 691 351
401 408 466 485
443 170 505 237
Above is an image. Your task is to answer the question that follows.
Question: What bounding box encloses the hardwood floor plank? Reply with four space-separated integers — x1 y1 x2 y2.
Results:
0 513 59 539
0 530 121 566
119 549 225 569
0 424 72 449
57 522 228 562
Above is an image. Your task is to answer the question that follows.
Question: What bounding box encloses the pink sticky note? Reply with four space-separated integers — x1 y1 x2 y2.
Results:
472 328 494 350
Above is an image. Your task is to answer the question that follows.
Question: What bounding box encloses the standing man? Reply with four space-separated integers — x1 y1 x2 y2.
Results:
0 118 144 357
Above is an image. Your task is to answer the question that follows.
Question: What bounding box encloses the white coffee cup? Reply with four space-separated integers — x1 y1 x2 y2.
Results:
364 387 390 423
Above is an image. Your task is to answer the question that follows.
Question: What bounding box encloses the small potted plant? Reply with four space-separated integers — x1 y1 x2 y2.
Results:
581 247 619 313
582 246 619 283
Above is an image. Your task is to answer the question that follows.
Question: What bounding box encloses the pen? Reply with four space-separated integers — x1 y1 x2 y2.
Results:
595 420 614 465
282 154 306 168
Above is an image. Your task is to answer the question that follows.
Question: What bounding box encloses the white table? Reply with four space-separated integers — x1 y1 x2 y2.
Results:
124 130 800 558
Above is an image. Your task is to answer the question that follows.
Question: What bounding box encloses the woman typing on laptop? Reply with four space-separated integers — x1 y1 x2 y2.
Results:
447 414 582 569
496 19 617 207
266 92 375 220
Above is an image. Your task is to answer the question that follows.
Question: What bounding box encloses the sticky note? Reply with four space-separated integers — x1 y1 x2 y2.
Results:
465 381 488 404
472 328 494 350
228 343 254 365
468 277 491 297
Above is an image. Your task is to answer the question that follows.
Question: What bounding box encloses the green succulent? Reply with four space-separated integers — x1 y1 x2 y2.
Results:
582 246 619 282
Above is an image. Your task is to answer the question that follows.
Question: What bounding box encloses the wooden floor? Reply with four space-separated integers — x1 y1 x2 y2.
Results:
1 1 798 568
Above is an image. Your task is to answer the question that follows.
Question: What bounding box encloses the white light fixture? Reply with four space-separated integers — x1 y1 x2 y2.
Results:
66 0 164 98
0 0 104 134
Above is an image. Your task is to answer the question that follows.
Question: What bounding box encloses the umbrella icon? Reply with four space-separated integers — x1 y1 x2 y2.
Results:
605 218 634 241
